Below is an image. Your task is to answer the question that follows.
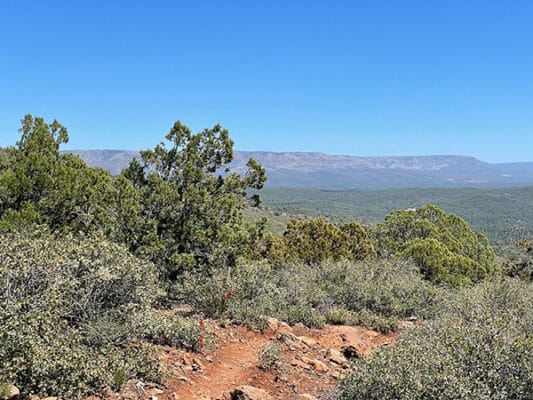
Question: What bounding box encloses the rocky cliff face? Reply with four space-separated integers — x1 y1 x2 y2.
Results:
67 150 533 189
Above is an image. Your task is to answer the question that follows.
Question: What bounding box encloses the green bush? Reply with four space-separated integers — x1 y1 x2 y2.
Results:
328 259 446 320
375 205 498 286
266 218 375 265
338 279 533 399
0 382 11 399
130 310 204 351
501 240 533 282
176 259 443 330
259 342 285 373
0 230 169 398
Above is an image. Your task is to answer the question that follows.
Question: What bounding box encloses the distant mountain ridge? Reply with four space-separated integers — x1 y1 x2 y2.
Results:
67 150 533 189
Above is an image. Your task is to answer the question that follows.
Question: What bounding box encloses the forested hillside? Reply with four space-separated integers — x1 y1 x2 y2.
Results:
258 186 533 243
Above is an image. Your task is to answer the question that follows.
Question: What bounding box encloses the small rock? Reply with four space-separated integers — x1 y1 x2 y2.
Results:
148 388 164 396
325 348 348 366
179 376 188 382
331 370 343 379
267 317 292 334
181 354 194 365
297 336 317 347
277 332 305 350
301 356 329 373
230 385 272 400
298 395 318 400
7 386 19 400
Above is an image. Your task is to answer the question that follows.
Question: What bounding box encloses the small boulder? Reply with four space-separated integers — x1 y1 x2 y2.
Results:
325 348 348 366
267 317 292 334
297 336 317 347
278 332 305 351
301 356 329 373
230 385 272 400
6 386 19 400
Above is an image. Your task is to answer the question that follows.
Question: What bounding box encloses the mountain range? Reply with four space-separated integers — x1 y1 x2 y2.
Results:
68 150 533 189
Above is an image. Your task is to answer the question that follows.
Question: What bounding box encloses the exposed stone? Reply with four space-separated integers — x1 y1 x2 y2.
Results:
325 348 348 366
298 394 318 400
267 317 292 334
6 386 19 400
301 356 329 373
277 332 305 351
297 336 317 347
230 385 272 400
290 358 312 370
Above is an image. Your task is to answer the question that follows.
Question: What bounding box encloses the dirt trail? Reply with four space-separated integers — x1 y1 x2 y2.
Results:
116 319 399 400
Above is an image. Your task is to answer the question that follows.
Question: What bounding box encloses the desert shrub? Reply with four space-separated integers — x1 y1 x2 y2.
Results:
326 308 397 333
350 310 399 334
338 278 533 399
0 230 179 398
0 307 160 398
176 263 299 329
0 382 10 399
130 310 204 351
259 342 285 373
326 259 446 320
327 307 354 325
176 259 443 330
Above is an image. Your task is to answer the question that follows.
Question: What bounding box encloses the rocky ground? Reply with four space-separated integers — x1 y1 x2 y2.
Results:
6 317 405 400
117 318 399 400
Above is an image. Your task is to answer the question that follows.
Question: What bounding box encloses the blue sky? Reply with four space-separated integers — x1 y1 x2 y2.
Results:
0 1 532 162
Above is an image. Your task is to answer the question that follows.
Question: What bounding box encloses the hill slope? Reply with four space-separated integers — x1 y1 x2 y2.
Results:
68 150 533 189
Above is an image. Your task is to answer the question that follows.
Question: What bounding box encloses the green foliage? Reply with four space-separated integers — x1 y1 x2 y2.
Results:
119 120 266 278
130 310 204 351
349 309 399 334
0 230 170 398
338 279 533 400
259 342 285 373
0 382 10 399
266 218 375 265
375 204 497 286
0 115 116 234
501 239 533 281
176 259 443 330
256 186 533 244
326 308 397 333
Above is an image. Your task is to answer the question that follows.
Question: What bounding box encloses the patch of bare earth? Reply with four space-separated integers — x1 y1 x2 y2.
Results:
108 317 398 400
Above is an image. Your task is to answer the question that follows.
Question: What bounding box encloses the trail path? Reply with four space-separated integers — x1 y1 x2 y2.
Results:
117 319 399 400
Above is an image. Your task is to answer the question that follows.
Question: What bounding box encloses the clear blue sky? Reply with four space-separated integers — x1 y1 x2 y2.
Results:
1 1 532 162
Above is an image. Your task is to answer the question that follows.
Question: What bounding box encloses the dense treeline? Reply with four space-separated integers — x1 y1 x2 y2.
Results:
0 115 531 399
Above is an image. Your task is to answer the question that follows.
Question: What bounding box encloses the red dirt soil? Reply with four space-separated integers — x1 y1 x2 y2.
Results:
112 319 398 400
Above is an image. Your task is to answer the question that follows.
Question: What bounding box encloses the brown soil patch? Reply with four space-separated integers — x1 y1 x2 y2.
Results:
112 319 397 400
